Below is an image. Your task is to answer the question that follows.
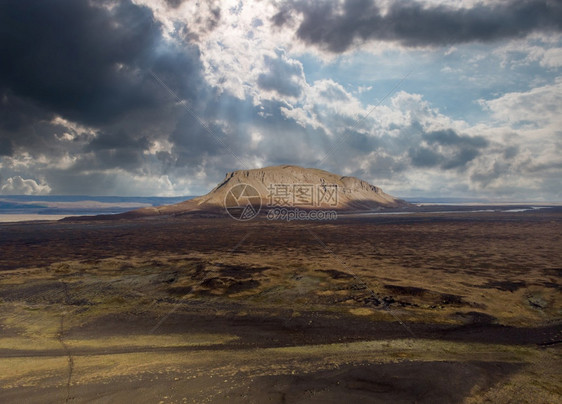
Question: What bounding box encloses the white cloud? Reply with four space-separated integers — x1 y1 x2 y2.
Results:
281 79 367 136
1 176 51 195
133 0 312 104
541 48 562 68
50 116 96 141
492 34 562 69
249 130 263 149
479 78 562 130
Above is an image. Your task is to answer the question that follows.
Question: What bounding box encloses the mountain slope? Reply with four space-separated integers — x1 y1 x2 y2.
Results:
130 165 408 217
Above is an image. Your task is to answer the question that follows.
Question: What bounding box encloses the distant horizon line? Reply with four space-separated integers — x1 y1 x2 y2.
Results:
1 194 561 205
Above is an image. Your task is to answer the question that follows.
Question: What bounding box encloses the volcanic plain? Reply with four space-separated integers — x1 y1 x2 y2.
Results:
0 209 561 403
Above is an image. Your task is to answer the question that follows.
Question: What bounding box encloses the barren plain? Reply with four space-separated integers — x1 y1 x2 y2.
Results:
0 209 561 403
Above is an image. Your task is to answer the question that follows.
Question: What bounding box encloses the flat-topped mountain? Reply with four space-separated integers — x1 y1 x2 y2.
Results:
129 165 408 217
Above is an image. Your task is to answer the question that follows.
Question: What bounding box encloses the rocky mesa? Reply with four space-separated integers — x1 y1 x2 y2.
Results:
129 165 409 217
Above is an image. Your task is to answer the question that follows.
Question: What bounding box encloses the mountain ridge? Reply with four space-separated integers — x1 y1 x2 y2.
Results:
61 165 409 220
127 165 409 217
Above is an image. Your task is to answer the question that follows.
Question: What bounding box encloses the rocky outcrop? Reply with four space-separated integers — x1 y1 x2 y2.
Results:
130 165 409 217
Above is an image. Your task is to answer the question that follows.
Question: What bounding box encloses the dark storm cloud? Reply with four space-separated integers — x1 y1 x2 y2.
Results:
471 160 510 186
257 51 305 97
504 145 520 160
408 129 489 169
86 131 150 153
165 0 185 9
441 147 481 170
0 138 13 157
0 91 61 158
313 119 492 174
424 129 489 149
0 0 207 187
170 112 225 166
0 102 84 158
44 170 124 196
274 0 562 52
77 130 151 171
311 117 491 173
359 153 407 180
0 92 53 133
0 0 202 137
1 0 154 126
408 146 443 167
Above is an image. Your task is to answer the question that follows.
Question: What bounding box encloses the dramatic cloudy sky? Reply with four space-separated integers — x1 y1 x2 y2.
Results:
1 0 561 200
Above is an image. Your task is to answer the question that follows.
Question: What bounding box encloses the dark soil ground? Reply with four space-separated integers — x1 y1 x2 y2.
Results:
0 209 560 403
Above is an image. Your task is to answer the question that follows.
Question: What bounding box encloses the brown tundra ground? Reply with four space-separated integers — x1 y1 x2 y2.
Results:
0 209 561 403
